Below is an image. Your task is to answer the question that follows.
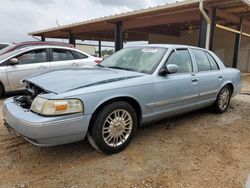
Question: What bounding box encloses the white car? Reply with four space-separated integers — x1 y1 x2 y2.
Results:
0 45 102 96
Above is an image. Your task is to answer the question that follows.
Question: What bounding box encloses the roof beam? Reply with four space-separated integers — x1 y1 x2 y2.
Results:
124 11 200 29
126 26 180 37
212 0 241 8
69 23 113 35
216 8 250 27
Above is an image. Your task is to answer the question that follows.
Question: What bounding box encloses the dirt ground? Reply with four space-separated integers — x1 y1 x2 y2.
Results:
0 76 250 188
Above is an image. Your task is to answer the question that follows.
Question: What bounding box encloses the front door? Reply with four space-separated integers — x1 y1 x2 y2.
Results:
6 48 50 90
151 49 199 119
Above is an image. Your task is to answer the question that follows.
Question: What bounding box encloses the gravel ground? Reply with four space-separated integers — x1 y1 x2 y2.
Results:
0 75 249 188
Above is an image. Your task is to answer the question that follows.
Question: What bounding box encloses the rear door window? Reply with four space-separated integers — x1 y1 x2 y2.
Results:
72 51 88 59
52 49 75 61
205 52 219 70
192 49 211 71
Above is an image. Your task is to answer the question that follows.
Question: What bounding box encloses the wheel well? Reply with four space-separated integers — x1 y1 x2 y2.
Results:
0 81 5 96
226 83 234 94
88 97 142 132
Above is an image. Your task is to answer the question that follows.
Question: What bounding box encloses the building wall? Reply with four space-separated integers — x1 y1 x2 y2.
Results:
76 45 96 56
148 27 250 72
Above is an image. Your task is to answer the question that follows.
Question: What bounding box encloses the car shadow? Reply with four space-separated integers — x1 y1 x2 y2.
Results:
25 107 214 159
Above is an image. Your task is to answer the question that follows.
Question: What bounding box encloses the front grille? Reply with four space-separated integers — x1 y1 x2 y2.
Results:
14 82 47 109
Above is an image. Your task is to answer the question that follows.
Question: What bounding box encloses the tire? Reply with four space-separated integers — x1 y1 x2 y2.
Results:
0 83 4 97
213 85 232 113
88 101 137 154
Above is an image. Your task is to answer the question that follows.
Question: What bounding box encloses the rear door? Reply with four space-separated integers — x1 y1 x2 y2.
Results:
6 48 50 90
50 48 95 70
190 49 223 103
50 48 79 70
71 50 97 66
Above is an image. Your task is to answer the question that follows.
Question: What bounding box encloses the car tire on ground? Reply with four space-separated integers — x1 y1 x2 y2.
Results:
0 83 4 97
88 101 137 154
213 85 232 113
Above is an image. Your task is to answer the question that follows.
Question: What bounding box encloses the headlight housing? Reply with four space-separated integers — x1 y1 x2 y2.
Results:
30 97 84 116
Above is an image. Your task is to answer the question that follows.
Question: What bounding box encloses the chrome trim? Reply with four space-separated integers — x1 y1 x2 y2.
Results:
20 116 84 127
146 94 198 108
199 90 218 97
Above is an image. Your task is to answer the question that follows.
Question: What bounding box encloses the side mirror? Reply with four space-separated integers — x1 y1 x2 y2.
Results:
159 64 179 76
166 64 178 74
10 58 19 65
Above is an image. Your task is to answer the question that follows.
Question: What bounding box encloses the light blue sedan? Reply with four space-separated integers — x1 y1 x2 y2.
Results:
3 45 241 154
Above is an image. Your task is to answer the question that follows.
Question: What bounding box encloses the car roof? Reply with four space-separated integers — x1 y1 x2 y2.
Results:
13 41 72 45
0 45 93 62
131 44 208 51
18 45 75 51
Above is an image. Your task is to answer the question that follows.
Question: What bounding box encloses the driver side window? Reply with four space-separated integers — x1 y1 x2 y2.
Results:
165 49 193 73
15 49 47 65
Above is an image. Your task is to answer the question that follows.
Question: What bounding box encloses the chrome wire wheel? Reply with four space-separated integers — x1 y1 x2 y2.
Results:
218 87 230 111
102 109 133 147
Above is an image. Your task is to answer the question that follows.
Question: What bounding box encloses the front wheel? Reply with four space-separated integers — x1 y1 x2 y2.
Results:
88 101 137 154
213 85 232 113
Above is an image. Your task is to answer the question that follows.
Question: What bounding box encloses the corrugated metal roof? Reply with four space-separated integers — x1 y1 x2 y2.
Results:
29 0 250 41
29 0 202 35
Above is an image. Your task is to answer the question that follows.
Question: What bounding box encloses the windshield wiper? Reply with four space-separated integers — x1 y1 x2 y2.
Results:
107 66 134 71
95 64 105 67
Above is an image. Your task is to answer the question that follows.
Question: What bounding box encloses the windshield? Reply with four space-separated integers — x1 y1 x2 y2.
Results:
0 47 26 62
100 47 167 74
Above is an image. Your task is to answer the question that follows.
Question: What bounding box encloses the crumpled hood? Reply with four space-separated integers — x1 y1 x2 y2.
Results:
24 67 144 94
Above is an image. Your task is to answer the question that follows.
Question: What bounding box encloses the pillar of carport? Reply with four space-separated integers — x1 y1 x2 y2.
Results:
115 21 123 52
41 36 45 42
209 7 216 50
232 17 243 68
98 40 102 57
69 33 76 47
198 13 207 49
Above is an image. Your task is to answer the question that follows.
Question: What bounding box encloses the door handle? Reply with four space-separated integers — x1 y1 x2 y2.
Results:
38 65 47 69
191 78 199 82
72 62 79 66
218 76 223 79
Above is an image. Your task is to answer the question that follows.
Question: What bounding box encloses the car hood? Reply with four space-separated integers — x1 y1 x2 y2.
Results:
24 67 145 94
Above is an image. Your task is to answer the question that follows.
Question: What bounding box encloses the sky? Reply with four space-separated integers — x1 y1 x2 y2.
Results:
0 0 179 43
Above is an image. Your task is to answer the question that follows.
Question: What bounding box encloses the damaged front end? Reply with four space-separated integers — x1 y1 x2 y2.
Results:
14 81 49 109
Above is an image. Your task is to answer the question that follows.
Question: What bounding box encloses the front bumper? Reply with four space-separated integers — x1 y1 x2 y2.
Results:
3 97 92 146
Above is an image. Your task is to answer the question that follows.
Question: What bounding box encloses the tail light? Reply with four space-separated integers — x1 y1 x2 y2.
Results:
95 60 101 64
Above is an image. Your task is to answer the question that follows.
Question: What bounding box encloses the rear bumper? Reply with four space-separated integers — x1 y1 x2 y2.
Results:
3 97 92 146
232 82 242 97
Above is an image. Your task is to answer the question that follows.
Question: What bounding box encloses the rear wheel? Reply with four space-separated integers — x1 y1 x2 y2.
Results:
88 101 137 154
213 85 231 113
